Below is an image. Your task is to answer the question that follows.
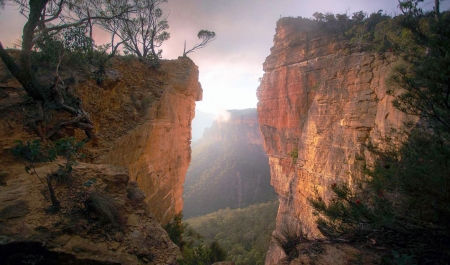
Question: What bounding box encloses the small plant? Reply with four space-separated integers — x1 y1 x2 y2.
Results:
289 147 299 164
126 181 146 205
164 212 185 247
139 94 155 117
272 223 307 260
84 192 121 226
11 137 85 213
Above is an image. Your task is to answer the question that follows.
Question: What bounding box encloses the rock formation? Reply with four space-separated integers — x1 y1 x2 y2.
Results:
257 18 408 264
102 58 202 224
0 56 201 263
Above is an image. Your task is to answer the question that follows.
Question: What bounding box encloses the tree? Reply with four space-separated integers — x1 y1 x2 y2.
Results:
183 30 216 57
0 0 133 140
351 11 366 21
391 0 450 135
106 0 169 63
309 2 450 262
312 12 324 21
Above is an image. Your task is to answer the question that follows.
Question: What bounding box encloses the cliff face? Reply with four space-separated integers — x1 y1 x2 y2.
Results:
0 56 201 263
257 18 408 264
102 58 202 224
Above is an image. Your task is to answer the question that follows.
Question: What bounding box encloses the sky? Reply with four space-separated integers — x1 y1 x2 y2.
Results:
0 0 447 116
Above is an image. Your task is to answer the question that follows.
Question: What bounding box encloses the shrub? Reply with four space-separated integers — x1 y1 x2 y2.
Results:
84 193 122 226
126 182 146 204
289 148 298 164
309 128 450 262
164 212 184 247
11 137 85 212
272 223 307 260
177 242 226 265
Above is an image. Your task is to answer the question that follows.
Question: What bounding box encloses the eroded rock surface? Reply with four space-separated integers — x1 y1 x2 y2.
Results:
0 163 180 265
102 58 202 224
0 56 201 264
257 18 408 264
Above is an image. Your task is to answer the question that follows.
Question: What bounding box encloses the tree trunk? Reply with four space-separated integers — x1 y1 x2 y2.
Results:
0 0 49 101
46 174 60 213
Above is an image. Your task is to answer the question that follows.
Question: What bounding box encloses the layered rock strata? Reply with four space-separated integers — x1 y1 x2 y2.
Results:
257 18 408 264
0 163 180 264
0 56 201 263
103 58 202 224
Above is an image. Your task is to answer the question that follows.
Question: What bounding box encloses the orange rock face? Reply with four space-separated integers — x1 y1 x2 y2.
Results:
0 55 201 263
257 18 409 264
103 58 202 224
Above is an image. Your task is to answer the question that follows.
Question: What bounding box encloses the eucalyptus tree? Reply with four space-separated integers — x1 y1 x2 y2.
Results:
101 0 169 63
182 30 216 57
0 0 134 140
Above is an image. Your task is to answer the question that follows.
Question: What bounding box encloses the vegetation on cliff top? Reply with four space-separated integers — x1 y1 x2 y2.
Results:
0 0 215 143
309 1 450 263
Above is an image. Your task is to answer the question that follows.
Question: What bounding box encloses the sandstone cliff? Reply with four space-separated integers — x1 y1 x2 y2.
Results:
0 56 201 263
101 58 202 224
257 17 408 264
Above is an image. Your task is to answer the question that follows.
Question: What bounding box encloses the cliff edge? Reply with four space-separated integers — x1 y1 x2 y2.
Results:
0 56 201 264
257 17 408 264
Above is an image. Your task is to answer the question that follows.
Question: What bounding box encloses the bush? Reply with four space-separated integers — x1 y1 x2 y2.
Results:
164 212 184 247
309 128 450 262
177 241 226 265
272 223 308 260
12 137 85 212
84 193 122 226
289 148 298 164
126 182 146 204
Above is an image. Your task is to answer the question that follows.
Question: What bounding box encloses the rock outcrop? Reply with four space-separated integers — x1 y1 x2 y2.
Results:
257 18 408 264
0 56 201 263
0 163 180 265
102 58 202 224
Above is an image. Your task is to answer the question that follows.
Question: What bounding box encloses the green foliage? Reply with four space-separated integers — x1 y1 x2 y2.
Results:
164 212 185 247
32 26 93 70
12 137 85 212
178 241 226 265
309 5 450 263
289 147 298 164
309 182 393 238
185 201 279 265
164 213 226 265
387 12 450 135
183 30 217 57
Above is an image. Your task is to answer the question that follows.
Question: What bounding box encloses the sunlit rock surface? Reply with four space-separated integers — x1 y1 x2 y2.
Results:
103 58 202 224
0 56 201 263
257 17 408 265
